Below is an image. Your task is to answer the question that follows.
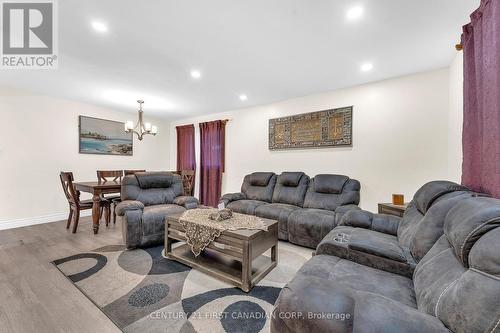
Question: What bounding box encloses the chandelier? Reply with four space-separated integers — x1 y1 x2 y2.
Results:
124 100 158 140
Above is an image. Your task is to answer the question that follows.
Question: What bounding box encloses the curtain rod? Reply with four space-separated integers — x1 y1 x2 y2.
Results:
176 119 231 127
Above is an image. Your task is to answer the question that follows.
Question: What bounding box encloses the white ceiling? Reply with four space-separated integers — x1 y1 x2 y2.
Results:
0 0 478 120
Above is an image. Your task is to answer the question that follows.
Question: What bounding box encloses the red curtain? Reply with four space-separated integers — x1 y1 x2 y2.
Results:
176 124 196 176
199 120 226 207
461 0 500 198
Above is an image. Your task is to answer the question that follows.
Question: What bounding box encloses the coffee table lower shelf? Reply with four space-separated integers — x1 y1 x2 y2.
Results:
166 244 276 292
164 213 279 293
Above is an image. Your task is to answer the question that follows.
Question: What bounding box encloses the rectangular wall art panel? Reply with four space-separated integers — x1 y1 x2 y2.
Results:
79 116 133 156
269 106 353 150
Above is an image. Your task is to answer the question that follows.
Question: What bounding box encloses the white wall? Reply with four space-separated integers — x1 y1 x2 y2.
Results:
170 69 459 212
448 53 464 182
0 86 171 229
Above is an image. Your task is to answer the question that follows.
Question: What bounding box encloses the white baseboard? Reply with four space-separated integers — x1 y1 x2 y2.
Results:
0 211 92 231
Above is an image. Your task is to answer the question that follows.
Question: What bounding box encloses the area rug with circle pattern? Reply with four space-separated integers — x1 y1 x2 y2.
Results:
52 242 312 333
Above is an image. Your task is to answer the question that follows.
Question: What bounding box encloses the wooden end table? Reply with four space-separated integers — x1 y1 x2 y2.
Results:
165 213 278 292
378 203 409 217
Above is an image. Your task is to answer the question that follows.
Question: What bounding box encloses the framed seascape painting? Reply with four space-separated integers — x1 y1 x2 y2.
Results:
79 116 133 156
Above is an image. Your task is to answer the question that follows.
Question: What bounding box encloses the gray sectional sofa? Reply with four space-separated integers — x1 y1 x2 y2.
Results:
316 181 473 277
272 196 500 333
220 172 361 248
116 172 199 249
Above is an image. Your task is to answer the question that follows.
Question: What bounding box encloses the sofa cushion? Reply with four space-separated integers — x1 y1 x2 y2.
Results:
408 191 473 261
121 173 183 205
226 199 268 215
248 172 274 186
255 203 300 240
287 208 337 248
413 197 500 333
314 174 349 194
396 191 468 249
397 181 470 248
142 204 186 236
135 172 176 189
444 196 500 267
241 173 277 202
413 180 469 214
293 255 416 307
272 172 309 206
273 268 449 333
317 226 415 277
303 177 360 211
348 229 407 262
280 172 304 186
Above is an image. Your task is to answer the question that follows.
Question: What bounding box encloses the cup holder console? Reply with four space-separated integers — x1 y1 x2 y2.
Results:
333 232 350 244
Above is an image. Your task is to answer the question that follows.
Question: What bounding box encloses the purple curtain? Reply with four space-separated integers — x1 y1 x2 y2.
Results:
461 0 500 198
176 124 196 175
199 120 226 207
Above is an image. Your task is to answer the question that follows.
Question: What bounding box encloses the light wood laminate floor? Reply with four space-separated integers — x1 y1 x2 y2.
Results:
0 217 123 333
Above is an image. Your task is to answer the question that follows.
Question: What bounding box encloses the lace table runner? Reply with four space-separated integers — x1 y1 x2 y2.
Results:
178 208 268 256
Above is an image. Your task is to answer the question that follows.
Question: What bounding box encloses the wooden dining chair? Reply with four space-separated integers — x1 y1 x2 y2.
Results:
97 170 124 225
180 170 195 196
124 169 146 176
97 170 123 183
60 172 110 233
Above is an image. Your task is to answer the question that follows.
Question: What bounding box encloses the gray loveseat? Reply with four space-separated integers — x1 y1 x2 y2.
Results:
272 196 500 333
116 172 199 249
316 181 473 277
220 172 360 248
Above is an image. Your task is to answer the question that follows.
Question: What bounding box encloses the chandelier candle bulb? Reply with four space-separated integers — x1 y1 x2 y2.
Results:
145 123 152 131
125 121 134 131
151 126 158 134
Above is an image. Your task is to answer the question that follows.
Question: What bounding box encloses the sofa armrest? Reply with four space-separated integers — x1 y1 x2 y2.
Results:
335 204 361 214
115 200 144 216
334 204 361 227
219 192 246 206
353 291 451 333
173 196 199 209
339 210 401 236
121 209 143 249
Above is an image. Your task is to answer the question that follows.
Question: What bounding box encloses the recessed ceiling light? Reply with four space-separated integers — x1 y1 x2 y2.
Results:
190 70 201 79
346 6 364 20
361 63 373 72
91 21 108 33
239 94 248 101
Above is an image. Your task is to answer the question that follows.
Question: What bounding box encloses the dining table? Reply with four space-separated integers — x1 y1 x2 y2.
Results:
73 180 121 234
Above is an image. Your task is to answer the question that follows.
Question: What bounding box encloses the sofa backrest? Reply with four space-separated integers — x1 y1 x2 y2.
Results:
303 174 360 211
401 191 474 261
272 172 310 206
121 172 183 206
397 181 470 250
241 172 277 202
413 197 500 333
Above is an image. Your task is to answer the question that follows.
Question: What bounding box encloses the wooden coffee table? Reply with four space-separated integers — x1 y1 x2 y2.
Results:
164 213 278 292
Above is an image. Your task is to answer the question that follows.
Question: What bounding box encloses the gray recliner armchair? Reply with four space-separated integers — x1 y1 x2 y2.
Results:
116 172 199 249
